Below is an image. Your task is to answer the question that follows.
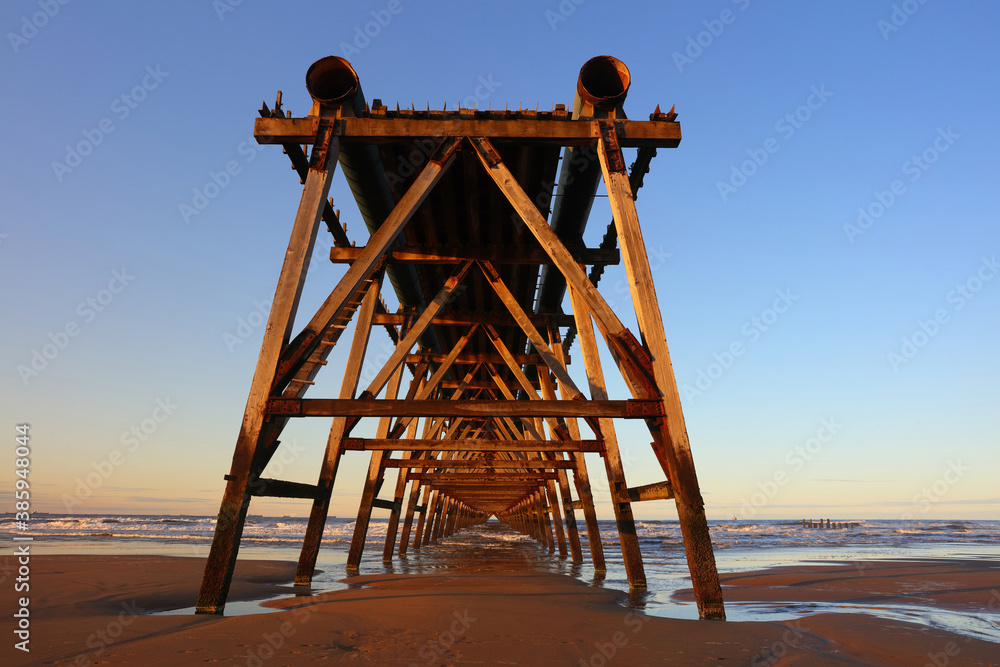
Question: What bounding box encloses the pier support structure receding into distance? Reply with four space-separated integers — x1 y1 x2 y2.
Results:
196 55 725 620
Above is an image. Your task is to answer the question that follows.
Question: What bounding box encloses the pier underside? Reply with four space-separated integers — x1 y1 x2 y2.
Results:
196 55 725 620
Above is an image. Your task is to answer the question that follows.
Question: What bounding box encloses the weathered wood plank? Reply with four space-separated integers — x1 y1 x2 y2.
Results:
267 398 663 419
375 312 575 328
623 481 675 502
342 438 604 452
250 478 321 499
384 459 575 470
330 245 619 266
254 116 681 147
408 472 558 481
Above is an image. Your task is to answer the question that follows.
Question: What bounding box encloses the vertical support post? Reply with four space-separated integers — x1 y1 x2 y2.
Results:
596 120 723 619
383 412 420 560
540 490 556 552
420 490 438 547
546 481 568 557
295 276 382 585
196 126 341 615
346 362 404 570
550 336 605 571
398 479 421 556
569 288 646 588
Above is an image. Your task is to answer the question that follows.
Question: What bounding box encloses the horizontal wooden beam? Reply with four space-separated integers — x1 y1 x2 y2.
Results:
622 480 675 502
342 438 604 452
438 380 531 391
254 117 681 148
374 312 575 328
408 472 558 481
385 459 574 470
403 353 564 366
370 498 402 511
330 245 619 266
249 478 320 499
266 398 663 419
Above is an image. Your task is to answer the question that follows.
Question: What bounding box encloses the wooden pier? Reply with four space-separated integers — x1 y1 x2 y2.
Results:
196 55 725 620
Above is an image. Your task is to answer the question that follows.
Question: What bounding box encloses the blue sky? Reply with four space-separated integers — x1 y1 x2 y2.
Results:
1 1 997 521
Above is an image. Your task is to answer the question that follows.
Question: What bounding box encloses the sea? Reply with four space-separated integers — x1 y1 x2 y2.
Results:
3 514 998 641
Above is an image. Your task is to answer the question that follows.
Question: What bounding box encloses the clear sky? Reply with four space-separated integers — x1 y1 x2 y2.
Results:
2 1 997 522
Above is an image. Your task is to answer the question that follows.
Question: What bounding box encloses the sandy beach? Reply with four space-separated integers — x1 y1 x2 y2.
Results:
4 554 997 666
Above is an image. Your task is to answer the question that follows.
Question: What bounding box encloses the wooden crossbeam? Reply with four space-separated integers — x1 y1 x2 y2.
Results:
622 480 675 502
375 312 574 328
254 116 681 148
384 459 576 470
408 472 559 481
403 353 560 366
370 498 401 511
250 478 321 499
342 438 604 452
267 398 662 418
330 246 619 266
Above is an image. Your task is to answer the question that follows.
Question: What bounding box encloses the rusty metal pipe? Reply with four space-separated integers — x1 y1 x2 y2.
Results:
535 56 631 315
306 56 440 354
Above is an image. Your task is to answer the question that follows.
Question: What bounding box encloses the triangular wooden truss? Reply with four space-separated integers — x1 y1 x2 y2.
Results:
196 85 725 620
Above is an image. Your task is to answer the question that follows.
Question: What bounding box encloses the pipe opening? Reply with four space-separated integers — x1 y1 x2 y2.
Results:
577 56 631 108
306 56 360 105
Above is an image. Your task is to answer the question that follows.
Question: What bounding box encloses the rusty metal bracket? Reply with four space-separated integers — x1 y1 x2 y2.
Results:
308 118 336 170
625 399 664 419
598 120 626 173
469 136 501 167
266 398 302 416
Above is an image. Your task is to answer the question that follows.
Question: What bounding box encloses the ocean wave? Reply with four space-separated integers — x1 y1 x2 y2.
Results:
3 516 997 552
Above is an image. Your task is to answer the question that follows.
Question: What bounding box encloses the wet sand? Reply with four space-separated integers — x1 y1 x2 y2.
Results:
4 554 998 665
